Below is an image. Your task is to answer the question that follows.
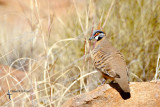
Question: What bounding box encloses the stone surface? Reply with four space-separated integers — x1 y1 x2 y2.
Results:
62 82 160 107
0 65 28 106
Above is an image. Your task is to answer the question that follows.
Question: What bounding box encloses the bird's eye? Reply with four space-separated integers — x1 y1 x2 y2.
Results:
94 33 99 36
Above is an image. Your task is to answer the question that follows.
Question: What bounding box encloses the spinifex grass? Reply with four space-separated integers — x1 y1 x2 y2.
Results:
0 0 160 106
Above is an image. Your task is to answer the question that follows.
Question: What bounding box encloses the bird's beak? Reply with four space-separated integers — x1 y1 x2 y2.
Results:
89 36 94 40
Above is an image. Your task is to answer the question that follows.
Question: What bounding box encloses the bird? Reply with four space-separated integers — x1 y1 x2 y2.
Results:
89 30 131 99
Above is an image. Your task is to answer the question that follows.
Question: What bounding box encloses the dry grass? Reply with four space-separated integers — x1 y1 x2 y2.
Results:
0 0 160 106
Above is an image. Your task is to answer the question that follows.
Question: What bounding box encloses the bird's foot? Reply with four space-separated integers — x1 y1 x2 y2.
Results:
101 78 106 85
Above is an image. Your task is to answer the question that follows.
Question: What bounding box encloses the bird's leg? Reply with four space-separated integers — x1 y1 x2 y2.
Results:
102 78 115 85
101 78 106 85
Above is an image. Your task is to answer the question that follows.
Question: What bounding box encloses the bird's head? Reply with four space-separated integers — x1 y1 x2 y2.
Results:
89 30 105 41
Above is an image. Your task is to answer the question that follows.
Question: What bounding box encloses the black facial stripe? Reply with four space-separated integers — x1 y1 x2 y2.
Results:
97 36 103 41
96 34 104 41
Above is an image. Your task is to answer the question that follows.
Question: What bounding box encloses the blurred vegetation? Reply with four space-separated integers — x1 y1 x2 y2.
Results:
0 0 160 106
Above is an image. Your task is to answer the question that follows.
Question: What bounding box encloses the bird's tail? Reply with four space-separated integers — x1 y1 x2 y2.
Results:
119 91 131 100
109 82 131 100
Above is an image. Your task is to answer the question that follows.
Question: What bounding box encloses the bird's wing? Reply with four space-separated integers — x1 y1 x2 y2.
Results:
94 49 118 78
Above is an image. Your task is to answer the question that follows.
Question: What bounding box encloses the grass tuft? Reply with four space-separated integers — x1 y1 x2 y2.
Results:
0 0 160 106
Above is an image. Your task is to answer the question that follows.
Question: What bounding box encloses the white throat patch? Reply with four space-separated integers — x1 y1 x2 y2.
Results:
95 36 99 40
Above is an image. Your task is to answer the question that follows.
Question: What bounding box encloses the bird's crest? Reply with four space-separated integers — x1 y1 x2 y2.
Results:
94 21 105 34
